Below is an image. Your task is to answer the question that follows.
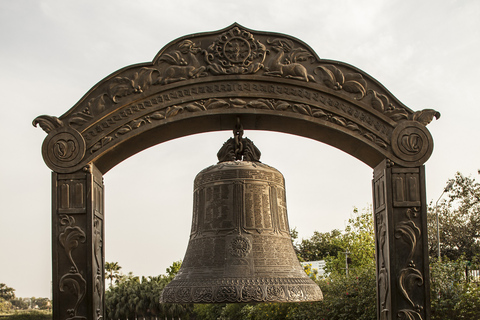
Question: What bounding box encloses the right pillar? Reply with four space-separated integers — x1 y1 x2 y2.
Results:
373 160 431 320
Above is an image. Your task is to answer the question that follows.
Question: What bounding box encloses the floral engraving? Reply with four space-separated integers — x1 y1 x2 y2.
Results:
314 64 367 98
33 115 64 134
58 215 87 320
376 210 390 319
53 138 78 162
93 217 103 320
395 208 421 261
160 278 322 303
398 309 423 320
399 265 424 308
59 215 86 270
395 207 424 318
89 98 388 155
401 133 422 154
409 109 441 126
229 236 251 257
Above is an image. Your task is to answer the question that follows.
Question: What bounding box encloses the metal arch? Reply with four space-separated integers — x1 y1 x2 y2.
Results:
35 24 436 320
34 23 439 174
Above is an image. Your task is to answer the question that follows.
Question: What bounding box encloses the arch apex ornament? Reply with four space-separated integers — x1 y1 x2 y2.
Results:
34 23 439 173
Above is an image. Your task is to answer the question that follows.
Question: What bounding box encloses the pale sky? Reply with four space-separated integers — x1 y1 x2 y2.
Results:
1 0 479 298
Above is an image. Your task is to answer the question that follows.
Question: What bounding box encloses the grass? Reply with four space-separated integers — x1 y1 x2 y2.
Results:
0 310 52 320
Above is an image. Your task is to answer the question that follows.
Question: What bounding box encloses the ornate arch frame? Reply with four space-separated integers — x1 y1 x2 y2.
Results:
34 24 438 320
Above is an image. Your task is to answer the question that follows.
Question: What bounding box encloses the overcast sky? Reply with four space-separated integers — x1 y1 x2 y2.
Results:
1 0 479 299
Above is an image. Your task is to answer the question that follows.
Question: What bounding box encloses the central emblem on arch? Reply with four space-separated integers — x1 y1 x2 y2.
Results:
160 121 323 303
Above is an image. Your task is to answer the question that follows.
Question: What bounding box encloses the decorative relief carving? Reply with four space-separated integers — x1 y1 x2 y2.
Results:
315 64 367 98
42 127 86 171
395 207 425 320
395 208 421 262
161 277 322 303
205 26 266 75
392 169 421 207
159 40 207 84
68 68 161 127
34 25 440 172
265 39 314 82
58 180 85 213
33 115 64 133
35 25 439 134
88 97 388 155
398 309 423 320
58 214 87 320
93 217 103 320
229 236 251 258
375 210 390 320
391 121 433 165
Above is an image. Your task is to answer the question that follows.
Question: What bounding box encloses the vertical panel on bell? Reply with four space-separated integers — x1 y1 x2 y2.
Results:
373 160 431 320
52 165 105 320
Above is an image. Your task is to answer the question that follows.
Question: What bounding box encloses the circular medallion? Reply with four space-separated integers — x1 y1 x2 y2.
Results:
42 127 86 170
223 37 251 64
391 121 433 165
229 236 251 258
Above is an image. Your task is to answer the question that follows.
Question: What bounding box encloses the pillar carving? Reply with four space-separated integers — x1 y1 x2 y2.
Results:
52 165 104 320
373 160 431 320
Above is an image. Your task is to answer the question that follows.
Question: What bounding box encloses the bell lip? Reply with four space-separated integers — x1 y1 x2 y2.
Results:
159 277 323 304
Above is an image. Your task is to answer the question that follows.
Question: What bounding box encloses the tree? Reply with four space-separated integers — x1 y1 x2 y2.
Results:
296 229 343 262
0 283 15 301
428 172 480 261
321 207 375 275
105 261 122 287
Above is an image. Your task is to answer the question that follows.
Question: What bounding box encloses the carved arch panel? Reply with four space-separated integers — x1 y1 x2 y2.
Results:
35 24 436 320
34 23 438 174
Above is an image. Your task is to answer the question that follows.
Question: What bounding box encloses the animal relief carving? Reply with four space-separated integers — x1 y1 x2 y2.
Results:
158 40 207 84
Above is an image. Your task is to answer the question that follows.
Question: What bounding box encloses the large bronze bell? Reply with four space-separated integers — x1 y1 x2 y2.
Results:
160 127 323 303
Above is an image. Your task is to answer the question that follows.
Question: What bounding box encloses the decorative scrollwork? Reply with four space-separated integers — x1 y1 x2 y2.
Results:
33 115 64 133
59 272 87 320
59 215 86 271
160 277 322 303
398 309 423 320
395 207 424 316
89 97 388 155
399 265 424 308
42 127 86 171
391 121 433 164
395 208 421 262
314 64 367 98
58 215 87 320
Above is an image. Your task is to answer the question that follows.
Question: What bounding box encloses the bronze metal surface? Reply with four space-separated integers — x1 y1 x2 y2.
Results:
35 24 435 319
160 160 323 303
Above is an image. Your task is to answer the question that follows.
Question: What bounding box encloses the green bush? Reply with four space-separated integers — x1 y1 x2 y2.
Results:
430 258 480 320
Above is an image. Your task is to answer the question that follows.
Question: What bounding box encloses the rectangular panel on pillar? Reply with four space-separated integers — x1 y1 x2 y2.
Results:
373 160 431 320
52 165 104 320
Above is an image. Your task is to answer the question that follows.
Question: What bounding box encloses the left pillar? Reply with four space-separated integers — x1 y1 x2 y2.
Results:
52 164 105 320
